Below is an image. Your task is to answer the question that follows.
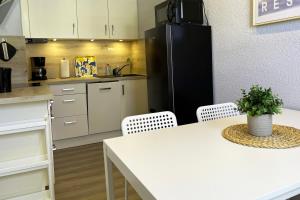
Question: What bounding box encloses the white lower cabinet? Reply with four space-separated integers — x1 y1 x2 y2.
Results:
120 79 149 120
49 83 86 96
88 82 121 134
50 79 148 141
52 116 88 140
49 83 88 140
0 101 55 200
51 94 87 118
0 170 49 200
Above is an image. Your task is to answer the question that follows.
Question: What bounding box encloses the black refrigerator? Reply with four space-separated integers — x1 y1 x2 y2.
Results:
145 23 213 125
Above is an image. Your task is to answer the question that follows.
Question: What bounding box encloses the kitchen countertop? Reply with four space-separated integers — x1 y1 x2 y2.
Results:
0 86 53 105
29 75 147 85
0 75 146 105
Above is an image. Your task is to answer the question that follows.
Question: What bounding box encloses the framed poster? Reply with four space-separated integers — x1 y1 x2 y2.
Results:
75 56 97 77
253 0 300 25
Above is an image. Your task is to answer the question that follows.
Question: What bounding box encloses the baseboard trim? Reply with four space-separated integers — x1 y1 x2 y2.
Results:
53 131 122 149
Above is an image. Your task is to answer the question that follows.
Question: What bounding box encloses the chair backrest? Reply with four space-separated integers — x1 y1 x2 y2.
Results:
196 103 240 122
121 111 178 135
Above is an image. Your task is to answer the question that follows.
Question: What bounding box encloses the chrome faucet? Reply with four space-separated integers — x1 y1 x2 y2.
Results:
112 59 132 76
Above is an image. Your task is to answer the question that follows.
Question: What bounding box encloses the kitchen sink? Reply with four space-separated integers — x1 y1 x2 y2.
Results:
118 74 144 77
96 74 144 78
96 75 115 78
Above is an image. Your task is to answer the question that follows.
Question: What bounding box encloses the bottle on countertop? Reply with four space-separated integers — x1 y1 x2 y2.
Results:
60 58 70 78
105 64 112 76
0 67 12 93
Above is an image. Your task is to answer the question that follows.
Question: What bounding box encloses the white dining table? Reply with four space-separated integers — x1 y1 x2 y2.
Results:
103 109 300 200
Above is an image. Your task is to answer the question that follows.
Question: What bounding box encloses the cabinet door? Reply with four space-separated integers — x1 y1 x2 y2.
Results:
88 82 121 134
52 94 87 118
77 0 109 39
121 79 148 120
108 0 138 39
49 83 86 96
27 0 78 39
20 0 30 38
52 115 89 140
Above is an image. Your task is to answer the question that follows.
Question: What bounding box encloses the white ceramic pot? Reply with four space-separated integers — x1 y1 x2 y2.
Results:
247 115 273 137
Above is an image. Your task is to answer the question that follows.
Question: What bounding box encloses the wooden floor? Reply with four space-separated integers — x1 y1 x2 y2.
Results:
54 143 142 200
54 143 300 200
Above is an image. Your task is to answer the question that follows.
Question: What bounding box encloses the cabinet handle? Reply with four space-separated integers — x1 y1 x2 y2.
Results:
63 99 76 103
53 144 57 151
72 23 75 35
1 41 9 60
64 121 77 125
112 25 114 36
62 88 75 92
99 87 112 91
122 85 125 96
105 25 108 36
50 100 54 118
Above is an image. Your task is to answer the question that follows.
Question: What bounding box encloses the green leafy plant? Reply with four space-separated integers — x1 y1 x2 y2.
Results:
237 85 283 117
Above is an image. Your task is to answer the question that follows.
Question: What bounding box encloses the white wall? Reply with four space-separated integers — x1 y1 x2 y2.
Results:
0 0 22 36
137 0 164 37
205 0 300 110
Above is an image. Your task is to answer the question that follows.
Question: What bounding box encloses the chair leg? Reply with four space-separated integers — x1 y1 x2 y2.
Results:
125 178 128 200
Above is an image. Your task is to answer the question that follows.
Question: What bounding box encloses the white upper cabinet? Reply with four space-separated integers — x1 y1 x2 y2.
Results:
21 0 138 39
27 0 78 39
77 0 109 39
108 0 138 39
20 0 30 38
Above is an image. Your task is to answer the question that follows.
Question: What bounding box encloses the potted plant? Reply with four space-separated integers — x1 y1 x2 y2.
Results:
237 85 283 137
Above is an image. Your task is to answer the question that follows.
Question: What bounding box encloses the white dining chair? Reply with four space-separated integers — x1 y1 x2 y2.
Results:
121 111 178 135
121 111 178 200
196 103 240 122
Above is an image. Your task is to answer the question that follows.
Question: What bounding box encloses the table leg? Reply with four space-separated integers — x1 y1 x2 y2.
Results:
104 145 115 200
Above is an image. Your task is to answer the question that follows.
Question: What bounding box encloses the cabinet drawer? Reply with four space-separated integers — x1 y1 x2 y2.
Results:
49 83 86 96
52 115 88 140
52 94 87 117
0 169 48 199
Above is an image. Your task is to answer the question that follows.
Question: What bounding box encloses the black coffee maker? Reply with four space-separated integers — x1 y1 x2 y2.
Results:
0 67 12 93
31 57 47 80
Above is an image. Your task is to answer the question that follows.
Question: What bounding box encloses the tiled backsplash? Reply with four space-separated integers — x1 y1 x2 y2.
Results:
26 40 146 79
131 40 147 75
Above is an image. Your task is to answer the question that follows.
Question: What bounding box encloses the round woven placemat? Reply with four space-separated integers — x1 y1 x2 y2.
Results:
222 124 300 149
